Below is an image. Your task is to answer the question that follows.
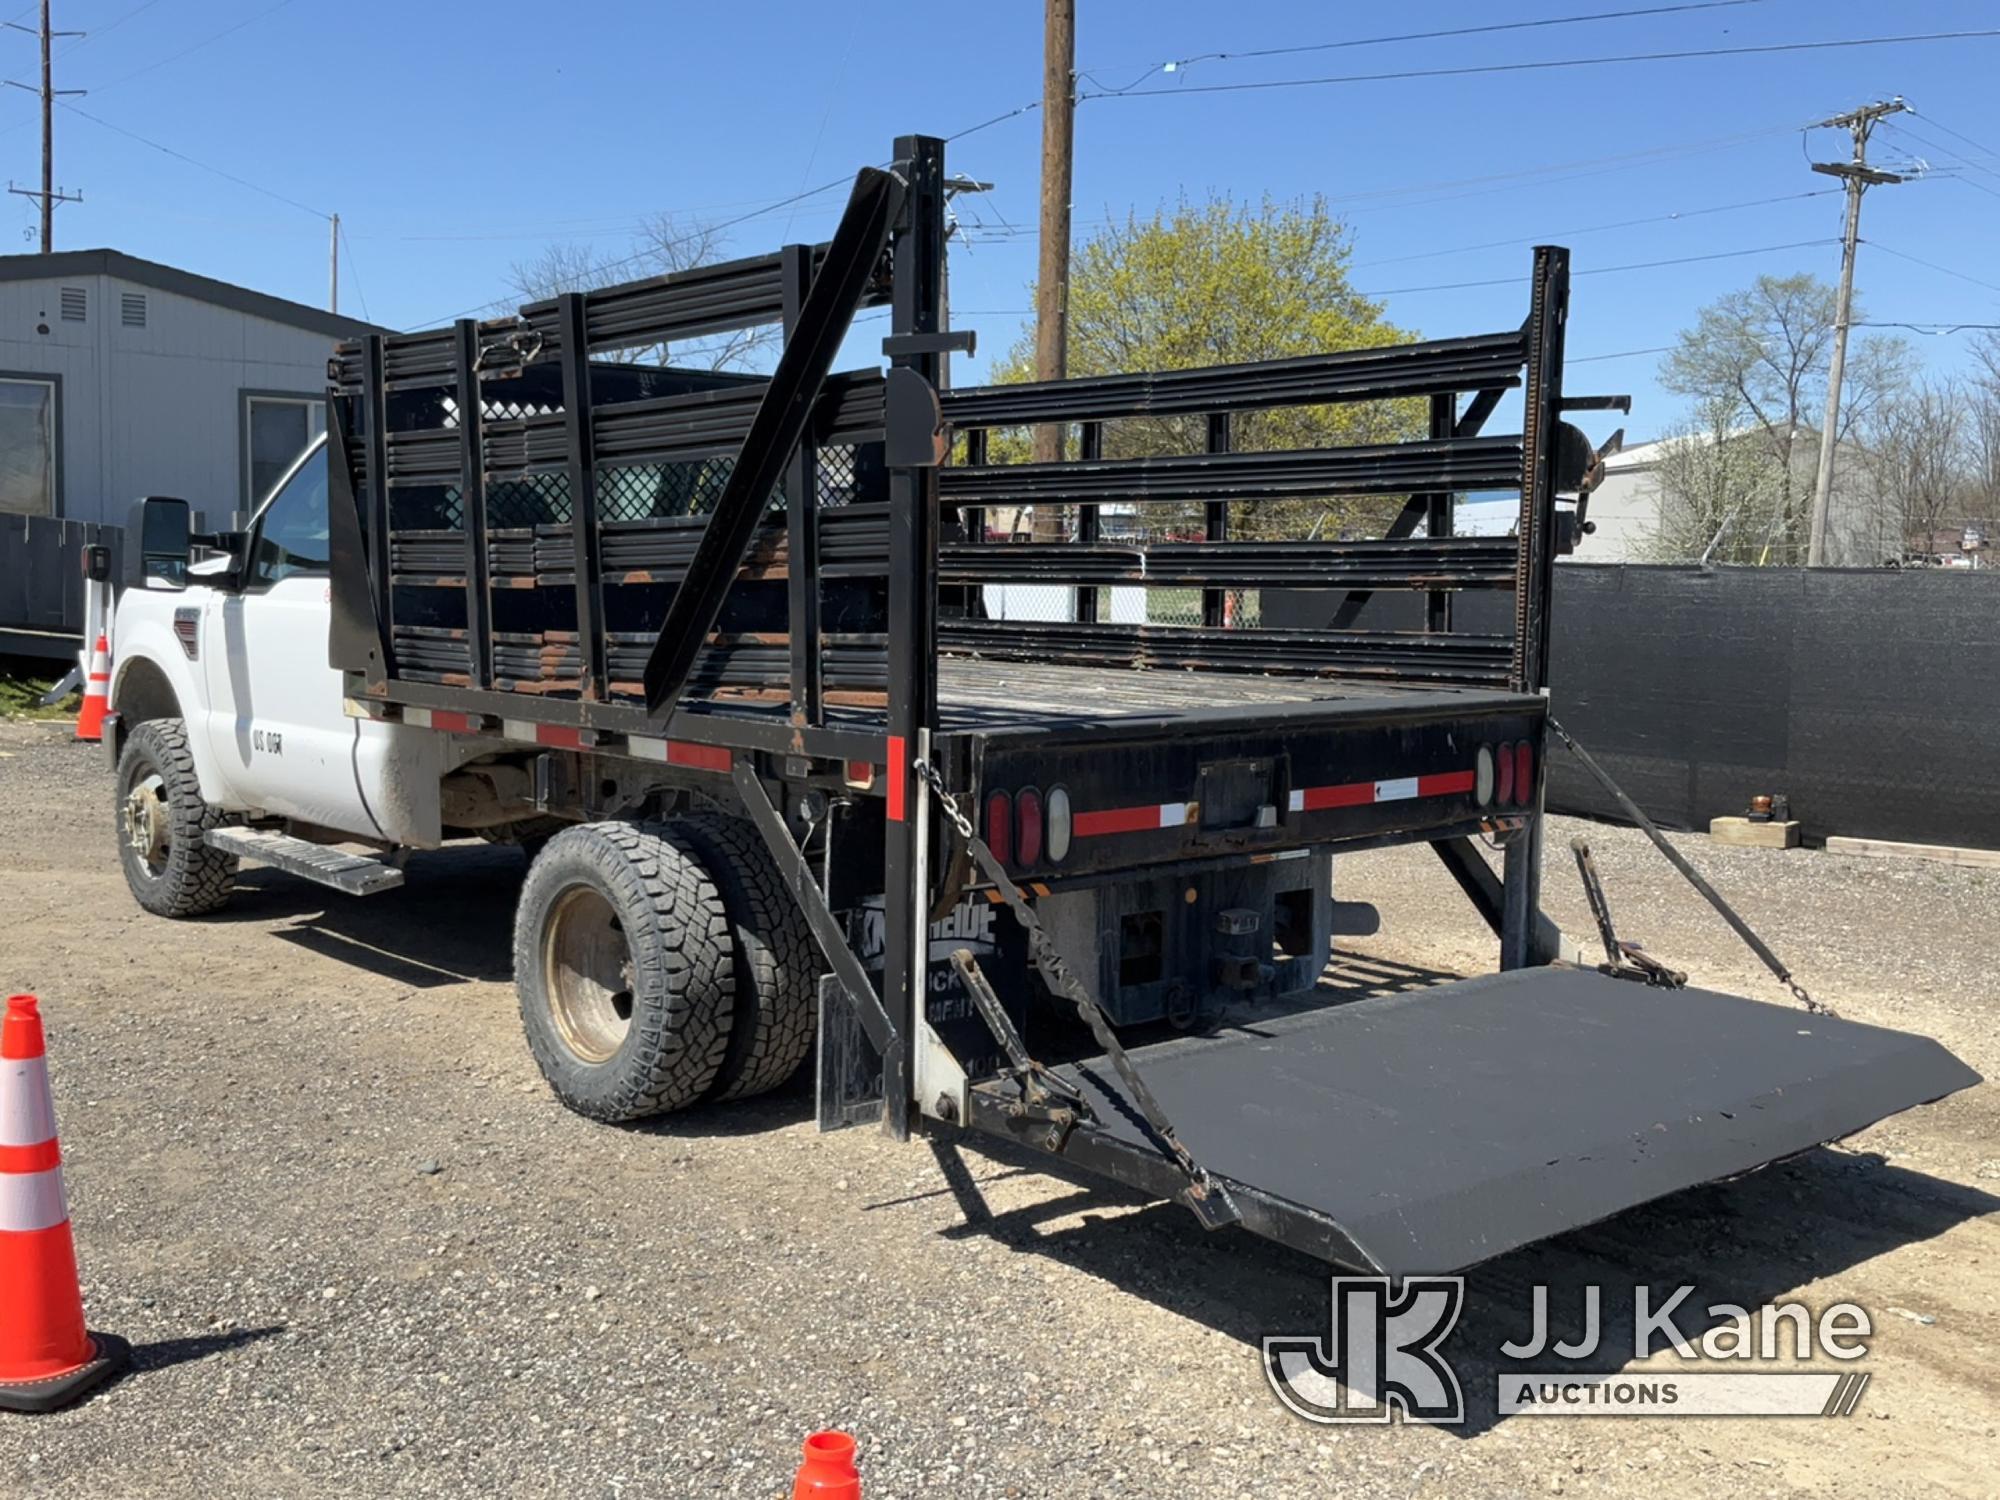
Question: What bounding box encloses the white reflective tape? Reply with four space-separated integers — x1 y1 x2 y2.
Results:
1374 777 1419 803
626 736 669 763
1159 802 1190 829
0 1163 67 1233
403 706 435 729
1287 789 1306 813
0 1057 56 1149
502 719 538 744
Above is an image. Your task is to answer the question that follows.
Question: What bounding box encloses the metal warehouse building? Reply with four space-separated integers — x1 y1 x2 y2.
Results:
0 249 377 655
0 248 377 526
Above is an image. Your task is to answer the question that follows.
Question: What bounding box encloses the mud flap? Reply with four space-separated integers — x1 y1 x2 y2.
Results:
985 966 1979 1275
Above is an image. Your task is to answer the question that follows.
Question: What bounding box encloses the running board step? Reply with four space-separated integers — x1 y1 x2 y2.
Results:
204 828 405 896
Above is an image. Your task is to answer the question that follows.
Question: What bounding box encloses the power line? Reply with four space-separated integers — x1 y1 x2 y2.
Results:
1907 110 2000 165
59 100 328 219
1345 189 1839 271
1081 0 1772 91
1865 241 2000 297
1354 239 1837 298
1569 345 1674 363
83 0 297 93
337 218 371 324
1076 31 2000 103
1852 321 2000 335
1886 120 2000 182
414 172 863 326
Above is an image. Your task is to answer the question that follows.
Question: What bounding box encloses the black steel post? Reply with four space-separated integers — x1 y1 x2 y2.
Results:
1501 247 1570 970
1202 412 1230 627
1423 392 1455 634
881 133 947 1141
361 334 394 675
452 320 493 689
961 428 987 544
1075 419 1102 622
556 293 608 699
780 243 824 731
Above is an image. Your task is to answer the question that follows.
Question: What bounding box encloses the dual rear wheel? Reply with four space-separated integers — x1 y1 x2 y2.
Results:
513 815 817 1121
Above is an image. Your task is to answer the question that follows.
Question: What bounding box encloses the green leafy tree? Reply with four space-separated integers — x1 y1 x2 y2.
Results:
983 196 1423 540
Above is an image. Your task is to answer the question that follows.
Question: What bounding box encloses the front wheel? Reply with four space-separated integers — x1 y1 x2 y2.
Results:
114 718 236 917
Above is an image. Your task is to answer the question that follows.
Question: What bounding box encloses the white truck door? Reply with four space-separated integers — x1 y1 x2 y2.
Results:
202 439 389 838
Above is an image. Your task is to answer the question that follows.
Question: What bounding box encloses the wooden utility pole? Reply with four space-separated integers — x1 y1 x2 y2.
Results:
4 1 84 252
1806 97 1906 566
1033 0 1075 468
329 212 339 313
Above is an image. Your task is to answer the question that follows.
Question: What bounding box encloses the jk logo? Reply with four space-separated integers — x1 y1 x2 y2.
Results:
1265 1277 1466 1424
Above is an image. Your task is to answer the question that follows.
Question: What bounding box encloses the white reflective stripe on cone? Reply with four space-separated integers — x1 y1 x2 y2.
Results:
0 1164 68 1233
0 1056 57 1148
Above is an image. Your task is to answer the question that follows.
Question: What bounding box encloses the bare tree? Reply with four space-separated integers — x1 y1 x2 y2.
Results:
1661 273 1910 562
1639 395 1792 563
506 214 776 371
1966 331 2000 528
1857 378 1971 561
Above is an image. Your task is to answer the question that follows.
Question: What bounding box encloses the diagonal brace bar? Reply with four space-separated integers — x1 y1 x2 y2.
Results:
731 760 898 1053
642 167 904 713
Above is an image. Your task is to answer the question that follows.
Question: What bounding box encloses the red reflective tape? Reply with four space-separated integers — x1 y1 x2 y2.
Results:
886 736 907 822
1073 804 1164 838
1417 769 1477 798
430 710 474 734
1297 782 1375 812
536 724 584 750
666 740 732 773
0 1138 59 1174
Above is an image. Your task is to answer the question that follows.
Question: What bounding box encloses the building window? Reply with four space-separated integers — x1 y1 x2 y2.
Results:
59 287 85 322
244 395 325 509
0 376 57 516
121 292 147 328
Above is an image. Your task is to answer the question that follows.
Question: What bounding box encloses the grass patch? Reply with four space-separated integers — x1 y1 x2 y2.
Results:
0 666 76 719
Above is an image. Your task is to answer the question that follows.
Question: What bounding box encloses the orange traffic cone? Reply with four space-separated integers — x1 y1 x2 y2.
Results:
73 635 110 743
0 995 128 1413
792 1431 862 1499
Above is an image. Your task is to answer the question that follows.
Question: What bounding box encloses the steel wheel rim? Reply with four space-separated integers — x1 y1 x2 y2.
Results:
542 883 635 1064
123 772 170 878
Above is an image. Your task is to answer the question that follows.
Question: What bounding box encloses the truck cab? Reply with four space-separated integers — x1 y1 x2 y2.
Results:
105 436 470 917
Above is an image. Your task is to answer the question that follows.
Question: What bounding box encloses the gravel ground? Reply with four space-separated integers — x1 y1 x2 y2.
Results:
0 717 1994 1498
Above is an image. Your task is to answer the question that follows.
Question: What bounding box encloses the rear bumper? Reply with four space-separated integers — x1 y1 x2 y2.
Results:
962 696 1544 880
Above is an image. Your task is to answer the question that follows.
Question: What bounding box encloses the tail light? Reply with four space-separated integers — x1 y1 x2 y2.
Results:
1513 741 1535 807
1495 742 1516 807
1475 746 1495 806
1015 787 1045 867
984 790 1013 865
1045 786 1072 864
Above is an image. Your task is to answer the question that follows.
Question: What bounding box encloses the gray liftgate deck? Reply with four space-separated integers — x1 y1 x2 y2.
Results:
969 967 1979 1274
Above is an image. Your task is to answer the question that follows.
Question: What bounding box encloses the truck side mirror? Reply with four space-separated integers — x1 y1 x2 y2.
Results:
125 495 191 590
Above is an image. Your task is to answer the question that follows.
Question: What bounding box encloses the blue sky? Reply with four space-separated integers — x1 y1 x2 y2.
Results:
10 0 2000 437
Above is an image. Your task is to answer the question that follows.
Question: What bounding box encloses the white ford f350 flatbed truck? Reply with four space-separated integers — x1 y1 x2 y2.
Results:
96 135 1978 1279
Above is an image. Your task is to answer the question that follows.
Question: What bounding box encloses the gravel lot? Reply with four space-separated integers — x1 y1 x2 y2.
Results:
0 716 1994 1498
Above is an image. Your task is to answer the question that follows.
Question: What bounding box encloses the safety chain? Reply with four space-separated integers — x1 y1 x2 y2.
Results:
914 759 1238 1228
1547 718 1832 1018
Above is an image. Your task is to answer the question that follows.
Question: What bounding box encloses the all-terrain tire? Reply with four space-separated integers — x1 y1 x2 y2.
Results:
514 821 734 1121
114 717 236 917
671 813 819 1101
